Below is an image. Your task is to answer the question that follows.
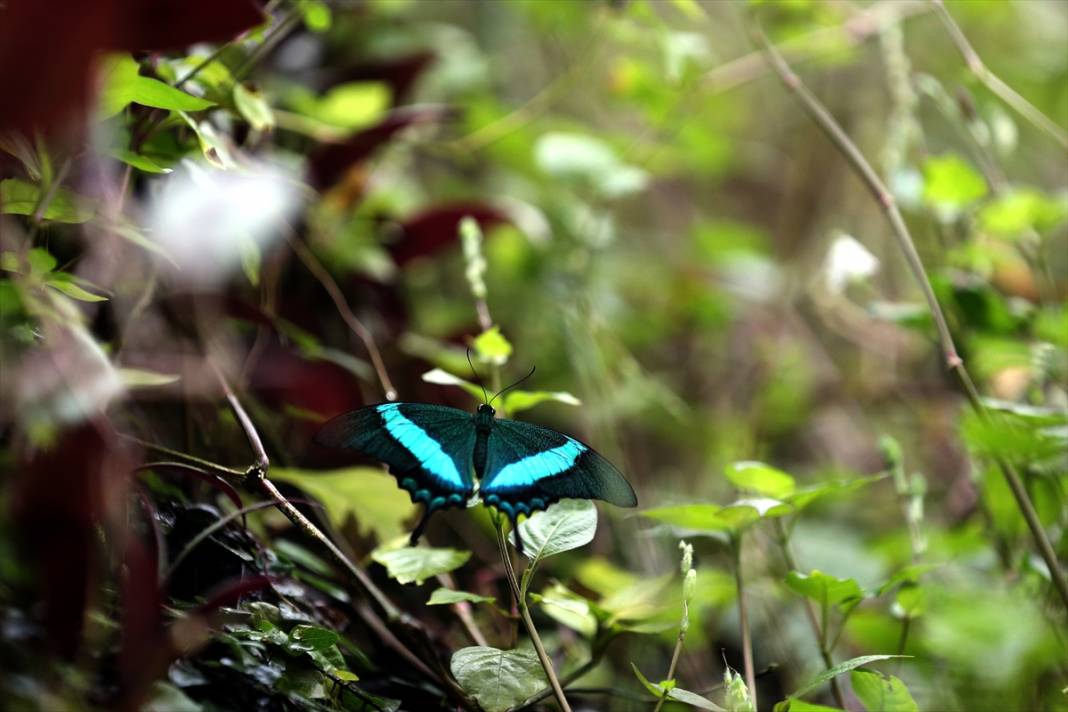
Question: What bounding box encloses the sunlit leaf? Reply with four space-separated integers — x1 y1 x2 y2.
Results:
512 498 597 562
725 461 795 499
922 154 987 213
785 570 864 608
45 274 108 302
1 178 93 223
850 669 918 712
117 368 180 387
111 149 172 174
421 368 485 401
530 582 598 637
473 326 513 366
789 656 908 699
234 84 276 132
99 54 214 117
534 131 648 198
450 646 544 712
503 389 581 414
631 663 725 710
427 588 496 606
371 546 470 585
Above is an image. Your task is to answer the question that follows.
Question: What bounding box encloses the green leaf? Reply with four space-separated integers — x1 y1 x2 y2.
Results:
922 154 987 212
117 368 180 387
473 326 513 366
789 656 908 699
513 498 597 562
297 82 391 131
641 502 766 533
287 624 340 652
785 570 864 608
427 588 496 606
99 54 214 117
774 701 845 712
234 84 276 132
371 546 471 585
300 0 333 31
978 188 1067 238
850 669 918 712
110 149 172 174
725 461 796 499
631 664 725 711
450 646 545 712
45 274 108 302
530 582 598 637
272 467 416 542
421 368 486 401
502 389 581 414
1 178 93 223
144 682 203 712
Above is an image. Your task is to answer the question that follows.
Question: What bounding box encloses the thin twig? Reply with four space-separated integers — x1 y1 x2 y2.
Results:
732 535 757 710
285 229 397 401
930 0 1068 150
436 571 490 647
774 520 847 709
751 20 1068 614
494 521 571 712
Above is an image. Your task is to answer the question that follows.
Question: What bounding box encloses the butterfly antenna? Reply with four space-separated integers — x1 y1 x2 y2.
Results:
467 347 490 404
489 365 536 406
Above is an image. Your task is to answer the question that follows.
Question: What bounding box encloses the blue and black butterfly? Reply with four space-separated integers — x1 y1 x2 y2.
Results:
315 377 637 553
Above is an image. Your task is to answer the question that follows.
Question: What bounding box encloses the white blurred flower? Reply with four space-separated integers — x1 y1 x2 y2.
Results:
824 233 880 293
146 160 302 284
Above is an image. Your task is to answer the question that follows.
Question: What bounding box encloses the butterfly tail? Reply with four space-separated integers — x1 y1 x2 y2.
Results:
409 507 433 546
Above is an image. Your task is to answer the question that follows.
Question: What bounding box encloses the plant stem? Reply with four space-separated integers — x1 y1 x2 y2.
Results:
751 21 1068 614
494 521 571 712
775 520 847 709
653 632 685 712
732 535 757 710
929 0 1068 150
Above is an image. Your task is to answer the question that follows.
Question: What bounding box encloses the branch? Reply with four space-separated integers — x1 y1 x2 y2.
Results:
750 21 1068 613
732 535 757 710
930 0 1068 150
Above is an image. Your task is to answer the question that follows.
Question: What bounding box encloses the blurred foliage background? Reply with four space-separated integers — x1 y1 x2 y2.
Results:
0 0 1066 710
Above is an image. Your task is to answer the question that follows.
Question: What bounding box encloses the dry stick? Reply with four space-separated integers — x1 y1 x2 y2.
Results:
209 364 476 706
494 522 572 712
436 571 490 647
751 25 1068 613
774 520 847 709
732 535 757 710
930 0 1068 150
285 231 397 401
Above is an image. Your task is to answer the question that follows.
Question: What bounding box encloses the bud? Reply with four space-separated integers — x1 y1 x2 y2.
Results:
679 540 693 575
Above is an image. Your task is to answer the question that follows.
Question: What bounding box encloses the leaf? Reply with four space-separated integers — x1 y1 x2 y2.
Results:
850 670 918 712
144 682 202 712
272 467 416 542
530 582 597 637
785 570 864 608
631 664 725 711
297 81 391 131
450 646 544 712
922 154 987 212
421 368 486 401
725 461 796 499
234 84 276 132
427 588 496 606
45 275 108 302
110 149 172 174
287 624 340 652
99 54 215 117
1 178 93 223
513 499 597 562
774 701 845 712
978 188 1067 238
641 502 765 533
473 326 513 366
371 546 471 585
117 368 181 387
789 656 908 699
503 390 581 415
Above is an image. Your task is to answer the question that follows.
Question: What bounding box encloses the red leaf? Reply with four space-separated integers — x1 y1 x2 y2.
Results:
390 201 509 265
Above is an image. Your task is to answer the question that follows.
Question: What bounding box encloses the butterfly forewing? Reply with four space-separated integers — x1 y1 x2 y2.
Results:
480 418 637 522
316 403 476 511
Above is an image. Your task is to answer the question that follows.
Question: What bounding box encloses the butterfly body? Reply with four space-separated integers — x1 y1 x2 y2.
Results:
316 401 637 549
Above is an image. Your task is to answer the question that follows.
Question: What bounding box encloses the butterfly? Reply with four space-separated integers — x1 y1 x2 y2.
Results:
315 389 637 553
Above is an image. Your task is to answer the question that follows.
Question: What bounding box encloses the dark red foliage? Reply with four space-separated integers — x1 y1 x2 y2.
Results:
328 51 436 105
0 0 264 134
308 105 454 189
390 201 510 265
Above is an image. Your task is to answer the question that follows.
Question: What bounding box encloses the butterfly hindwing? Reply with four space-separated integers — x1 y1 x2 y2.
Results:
316 403 476 515
480 418 637 523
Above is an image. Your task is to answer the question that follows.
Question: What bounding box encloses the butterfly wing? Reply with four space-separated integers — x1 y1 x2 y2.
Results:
480 418 637 524
316 403 476 529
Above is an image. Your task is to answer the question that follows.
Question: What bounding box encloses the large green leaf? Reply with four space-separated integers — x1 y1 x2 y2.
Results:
849 669 918 712
271 467 416 542
725 461 795 499
922 154 987 212
371 546 470 585
513 498 597 562
1 178 93 223
789 656 908 699
450 646 544 712
785 570 864 608
99 54 214 117
641 502 770 533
